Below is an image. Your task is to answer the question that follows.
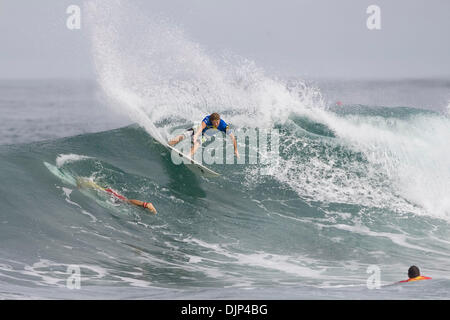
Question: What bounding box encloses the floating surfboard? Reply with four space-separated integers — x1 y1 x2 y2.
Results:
163 143 220 178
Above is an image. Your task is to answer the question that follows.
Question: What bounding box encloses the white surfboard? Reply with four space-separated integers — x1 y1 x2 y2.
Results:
163 143 220 178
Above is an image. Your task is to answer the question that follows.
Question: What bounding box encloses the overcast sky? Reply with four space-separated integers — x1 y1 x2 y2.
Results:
1 0 449 79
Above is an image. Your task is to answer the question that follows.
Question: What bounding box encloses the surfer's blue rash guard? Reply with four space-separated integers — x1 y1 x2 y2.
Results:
202 116 230 135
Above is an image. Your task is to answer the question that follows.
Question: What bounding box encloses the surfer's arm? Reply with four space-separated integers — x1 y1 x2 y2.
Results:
229 132 239 158
127 199 157 214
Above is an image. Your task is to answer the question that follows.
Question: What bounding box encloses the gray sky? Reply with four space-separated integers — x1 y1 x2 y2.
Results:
1 0 449 79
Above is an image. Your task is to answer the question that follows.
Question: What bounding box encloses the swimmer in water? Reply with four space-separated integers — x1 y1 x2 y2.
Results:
398 266 431 283
76 177 157 214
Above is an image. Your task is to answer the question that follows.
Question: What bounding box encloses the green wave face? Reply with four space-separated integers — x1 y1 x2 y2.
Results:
0 107 449 298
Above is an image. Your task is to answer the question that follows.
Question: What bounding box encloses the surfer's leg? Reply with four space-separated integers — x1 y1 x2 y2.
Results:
128 199 157 214
190 140 201 157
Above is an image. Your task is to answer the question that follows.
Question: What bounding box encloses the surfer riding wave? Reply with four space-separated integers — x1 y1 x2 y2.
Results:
168 112 239 159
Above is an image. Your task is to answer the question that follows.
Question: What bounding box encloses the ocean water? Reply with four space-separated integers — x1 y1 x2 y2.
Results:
1 78 449 300
1 1 450 300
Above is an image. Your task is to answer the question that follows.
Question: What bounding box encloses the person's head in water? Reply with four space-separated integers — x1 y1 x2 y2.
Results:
210 113 220 128
408 266 420 279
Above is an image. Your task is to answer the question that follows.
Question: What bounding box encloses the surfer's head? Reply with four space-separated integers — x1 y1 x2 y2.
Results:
210 113 220 128
408 266 420 278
